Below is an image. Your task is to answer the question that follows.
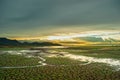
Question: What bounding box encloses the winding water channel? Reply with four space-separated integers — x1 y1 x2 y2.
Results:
0 50 120 70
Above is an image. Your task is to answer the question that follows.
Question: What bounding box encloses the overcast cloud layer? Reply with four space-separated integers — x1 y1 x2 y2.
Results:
0 0 120 37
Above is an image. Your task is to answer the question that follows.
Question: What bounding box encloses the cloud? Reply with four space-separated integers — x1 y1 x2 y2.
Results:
1 0 120 25
0 0 120 37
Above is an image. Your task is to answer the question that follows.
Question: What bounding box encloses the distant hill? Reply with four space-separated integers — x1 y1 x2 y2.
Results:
78 37 104 42
0 38 61 47
76 36 120 42
0 38 21 46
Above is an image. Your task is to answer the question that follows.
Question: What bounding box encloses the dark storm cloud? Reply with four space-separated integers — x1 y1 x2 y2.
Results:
0 0 120 37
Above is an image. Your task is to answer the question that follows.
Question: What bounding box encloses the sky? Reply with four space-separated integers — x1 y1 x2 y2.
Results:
0 0 120 38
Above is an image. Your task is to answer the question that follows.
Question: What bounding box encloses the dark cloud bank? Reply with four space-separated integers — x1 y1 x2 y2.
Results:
0 0 120 37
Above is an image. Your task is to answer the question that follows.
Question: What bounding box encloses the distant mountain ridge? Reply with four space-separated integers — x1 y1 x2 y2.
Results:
0 38 61 47
76 36 120 42
0 38 20 46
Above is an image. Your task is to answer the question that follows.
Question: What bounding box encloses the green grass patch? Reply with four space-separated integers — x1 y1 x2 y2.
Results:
0 54 40 66
45 57 84 65
54 46 120 59
0 63 119 80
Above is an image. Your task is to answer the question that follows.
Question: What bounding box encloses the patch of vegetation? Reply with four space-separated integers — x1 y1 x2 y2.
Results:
45 57 83 65
55 46 120 59
0 46 120 80
0 64 120 80
0 54 40 66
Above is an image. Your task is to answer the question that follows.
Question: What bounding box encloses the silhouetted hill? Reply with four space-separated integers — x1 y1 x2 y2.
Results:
78 37 104 42
77 37 120 42
22 42 61 46
0 38 21 46
0 38 61 47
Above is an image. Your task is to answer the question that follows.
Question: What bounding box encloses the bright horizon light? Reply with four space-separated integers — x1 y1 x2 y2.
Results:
9 30 120 41
46 30 120 41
